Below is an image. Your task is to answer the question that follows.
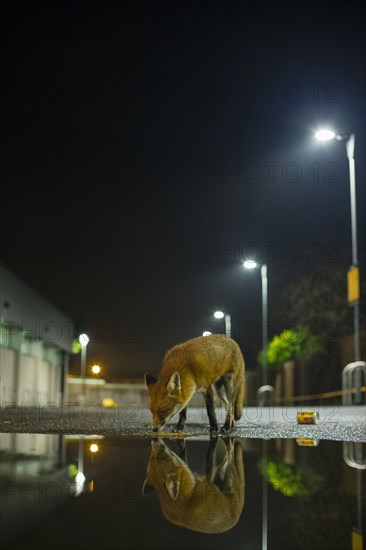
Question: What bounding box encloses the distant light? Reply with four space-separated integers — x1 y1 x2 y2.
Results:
91 365 101 374
75 471 86 484
79 333 89 347
315 129 336 141
214 311 224 319
243 260 257 269
102 397 116 408
202 331 212 336
90 443 99 453
74 471 86 496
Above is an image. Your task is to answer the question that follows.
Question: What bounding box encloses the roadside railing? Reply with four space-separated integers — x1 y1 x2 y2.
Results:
342 361 366 405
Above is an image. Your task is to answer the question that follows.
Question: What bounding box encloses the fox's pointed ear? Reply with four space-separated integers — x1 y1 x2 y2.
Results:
142 479 155 496
166 473 180 500
145 372 158 388
167 371 181 396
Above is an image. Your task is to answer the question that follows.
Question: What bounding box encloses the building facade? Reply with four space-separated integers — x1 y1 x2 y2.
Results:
0 264 74 406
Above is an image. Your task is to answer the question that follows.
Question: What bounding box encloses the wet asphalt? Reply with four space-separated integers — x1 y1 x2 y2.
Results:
1 405 365 442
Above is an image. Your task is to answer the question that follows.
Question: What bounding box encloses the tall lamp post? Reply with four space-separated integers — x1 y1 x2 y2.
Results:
243 260 268 387
79 333 89 402
315 129 361 403
243 260 269 550
214 310 231 337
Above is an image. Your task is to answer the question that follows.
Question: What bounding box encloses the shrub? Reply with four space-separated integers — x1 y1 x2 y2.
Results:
258 458 323 499
258 325 321 369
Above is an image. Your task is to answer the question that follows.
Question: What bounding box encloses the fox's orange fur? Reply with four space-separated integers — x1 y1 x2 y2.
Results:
143 438 245 533
145 334 245 433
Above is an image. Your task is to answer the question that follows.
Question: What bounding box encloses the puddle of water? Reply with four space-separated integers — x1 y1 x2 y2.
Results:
0 433 365 549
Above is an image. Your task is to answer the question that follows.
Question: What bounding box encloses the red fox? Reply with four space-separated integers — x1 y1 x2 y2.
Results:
144 334 245 433
142 437 245 533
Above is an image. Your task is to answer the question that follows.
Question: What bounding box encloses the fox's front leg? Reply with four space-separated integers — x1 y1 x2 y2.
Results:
176 407 187 431
205 437 219 478
176 439 187 462
205 385 219 434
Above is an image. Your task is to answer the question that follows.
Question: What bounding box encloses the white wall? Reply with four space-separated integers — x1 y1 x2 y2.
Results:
17 356 37 405
0 347 16 403
0 432 60 460
0 347 62 406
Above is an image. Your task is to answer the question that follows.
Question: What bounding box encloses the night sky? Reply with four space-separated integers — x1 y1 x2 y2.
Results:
1 1 365 378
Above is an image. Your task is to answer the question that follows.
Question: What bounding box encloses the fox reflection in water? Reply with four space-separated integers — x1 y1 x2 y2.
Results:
142 438 245 534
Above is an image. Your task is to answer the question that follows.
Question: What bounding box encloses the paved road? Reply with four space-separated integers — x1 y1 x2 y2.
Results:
1 405 365 442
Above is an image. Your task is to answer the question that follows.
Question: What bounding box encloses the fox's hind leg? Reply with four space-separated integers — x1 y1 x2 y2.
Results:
214 377 226 403
220 437 236 493
206 438 234 492
219 372 235 433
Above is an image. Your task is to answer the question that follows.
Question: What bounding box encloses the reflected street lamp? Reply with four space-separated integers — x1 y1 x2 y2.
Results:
315 129 361 402
75 439 86 496
90 443 99 453
214 310 231 337
243 262 268 386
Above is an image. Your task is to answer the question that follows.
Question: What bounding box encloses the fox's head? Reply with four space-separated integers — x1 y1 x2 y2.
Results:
144 371 185 431
142 439 190 502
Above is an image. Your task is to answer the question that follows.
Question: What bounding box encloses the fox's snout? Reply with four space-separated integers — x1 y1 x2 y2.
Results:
151 419 167 432
152 425 165 432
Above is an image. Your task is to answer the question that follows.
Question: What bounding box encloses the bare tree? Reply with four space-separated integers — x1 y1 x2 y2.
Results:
278 264 355 343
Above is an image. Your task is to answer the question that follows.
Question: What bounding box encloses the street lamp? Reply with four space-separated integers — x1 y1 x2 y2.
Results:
202 331 212 336
214 310 231 337
314 129 336 141
79 333 89 401
91 364 101 375
243 261 268 386
243 259 257 270
79 333 89 347
315 129 361 402
75 439 86 496
243 260 269 549
214 310 224 319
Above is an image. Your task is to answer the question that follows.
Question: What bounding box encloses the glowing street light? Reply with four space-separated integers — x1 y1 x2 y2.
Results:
90 443 99 453
214 310 224 319
314 129 336 141
202 331 212 336
314 128 361 402
243 259 257 269
79 333 89 347
91 364 101 375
